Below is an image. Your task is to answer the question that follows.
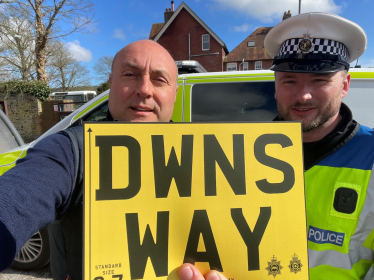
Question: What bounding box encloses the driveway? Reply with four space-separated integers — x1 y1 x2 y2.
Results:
0 265 52 280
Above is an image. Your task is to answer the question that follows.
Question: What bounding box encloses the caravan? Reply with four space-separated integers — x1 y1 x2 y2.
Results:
49 91 97 102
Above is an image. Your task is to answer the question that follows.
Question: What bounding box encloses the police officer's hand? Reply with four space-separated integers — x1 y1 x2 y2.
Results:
178 263 227 280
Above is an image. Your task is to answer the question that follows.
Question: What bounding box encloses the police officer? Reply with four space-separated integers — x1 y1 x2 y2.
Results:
177 12 374 280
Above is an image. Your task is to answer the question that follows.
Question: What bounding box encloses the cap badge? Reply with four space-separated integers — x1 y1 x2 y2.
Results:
298 34 313 53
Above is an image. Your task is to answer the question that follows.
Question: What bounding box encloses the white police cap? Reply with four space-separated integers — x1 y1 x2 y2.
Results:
264 12 367 73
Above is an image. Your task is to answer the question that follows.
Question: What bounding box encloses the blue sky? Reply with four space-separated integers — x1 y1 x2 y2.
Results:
63 0 374 85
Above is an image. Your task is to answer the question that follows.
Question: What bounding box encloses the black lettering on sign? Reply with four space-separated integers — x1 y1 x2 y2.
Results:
183 210 223 272
231 207 271 271
95 136 141 201
126 211 169 279
204 134 246 196
152 135 194 198
254 134 295 194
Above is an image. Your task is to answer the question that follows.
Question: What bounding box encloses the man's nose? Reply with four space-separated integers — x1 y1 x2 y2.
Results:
136 75 153 98
296 83 313 102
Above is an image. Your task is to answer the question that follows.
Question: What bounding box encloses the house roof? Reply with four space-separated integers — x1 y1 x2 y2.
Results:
226 27 273 62
149 23 165 40
151 1 228 54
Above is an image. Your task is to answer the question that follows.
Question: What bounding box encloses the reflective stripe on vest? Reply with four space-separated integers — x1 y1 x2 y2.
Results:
305 125 374 279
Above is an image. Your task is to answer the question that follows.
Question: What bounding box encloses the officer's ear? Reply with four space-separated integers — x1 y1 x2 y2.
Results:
341 71 350 98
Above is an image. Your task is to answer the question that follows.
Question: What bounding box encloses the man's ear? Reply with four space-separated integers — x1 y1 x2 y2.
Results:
341 72 351 98
109 74 112 87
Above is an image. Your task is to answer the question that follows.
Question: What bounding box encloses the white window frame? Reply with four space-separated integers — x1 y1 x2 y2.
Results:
202 34 210 51
227 63 237 71
243 62 248 71
247 41 255 47
255 61 262 70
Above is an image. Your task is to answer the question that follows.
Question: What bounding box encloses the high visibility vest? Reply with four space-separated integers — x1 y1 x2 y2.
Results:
305 125 374 279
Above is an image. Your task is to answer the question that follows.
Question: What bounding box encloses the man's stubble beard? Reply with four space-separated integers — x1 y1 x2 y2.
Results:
276 98 342 133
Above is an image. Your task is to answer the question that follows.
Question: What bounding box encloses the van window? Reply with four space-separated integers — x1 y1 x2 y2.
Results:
49 93 68 100
0 116 20 153
191 81 278 121
83 102 108 122
87 93 95 101
63 95 85 102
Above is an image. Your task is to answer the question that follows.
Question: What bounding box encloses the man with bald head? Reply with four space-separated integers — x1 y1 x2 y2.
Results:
108 40 178 122
0 40 179 280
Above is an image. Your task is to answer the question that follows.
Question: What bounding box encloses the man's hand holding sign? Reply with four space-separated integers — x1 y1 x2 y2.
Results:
84 122 308 280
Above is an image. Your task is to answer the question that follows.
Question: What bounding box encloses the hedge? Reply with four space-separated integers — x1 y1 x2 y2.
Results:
0 80 52 102
97 81 110 94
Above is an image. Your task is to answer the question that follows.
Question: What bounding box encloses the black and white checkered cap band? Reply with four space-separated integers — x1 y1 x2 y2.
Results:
278 38 349 60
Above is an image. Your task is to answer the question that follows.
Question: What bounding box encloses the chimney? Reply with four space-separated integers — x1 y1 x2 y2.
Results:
164 1 175 23
282 10 292 20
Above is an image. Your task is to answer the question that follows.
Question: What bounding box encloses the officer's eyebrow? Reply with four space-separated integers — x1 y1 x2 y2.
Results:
310 72 335 78
278 73 334 80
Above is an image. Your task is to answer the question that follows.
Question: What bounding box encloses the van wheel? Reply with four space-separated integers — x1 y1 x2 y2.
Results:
11 227 50 270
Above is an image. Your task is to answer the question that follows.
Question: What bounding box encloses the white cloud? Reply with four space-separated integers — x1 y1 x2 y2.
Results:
234 24 252 32
65 40 93 62
210 0 342 22
113 29 126 40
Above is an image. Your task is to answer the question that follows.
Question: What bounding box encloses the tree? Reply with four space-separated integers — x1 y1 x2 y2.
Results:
0 0 95 84
96 80 109 94
0 59 12 81
48 41 90 91
0 6 36 80
93 55 113 82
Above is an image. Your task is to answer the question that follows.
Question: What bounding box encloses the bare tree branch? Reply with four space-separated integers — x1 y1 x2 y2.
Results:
1 0 95 84
0 0 20 3
0 7 36 80
93 55 113 83
48 40 90 90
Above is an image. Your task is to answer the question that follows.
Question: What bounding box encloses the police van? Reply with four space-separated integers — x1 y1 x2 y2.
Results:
172 68 374 127
1 68 374 270
175 60 207 74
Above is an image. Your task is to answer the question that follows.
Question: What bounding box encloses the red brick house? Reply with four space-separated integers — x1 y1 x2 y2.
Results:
150 1 229 72
224 27 274 71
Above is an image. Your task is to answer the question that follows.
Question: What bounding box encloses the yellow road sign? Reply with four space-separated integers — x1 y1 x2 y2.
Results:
84 122 308 280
